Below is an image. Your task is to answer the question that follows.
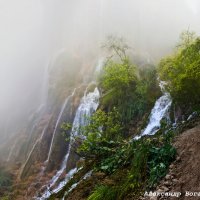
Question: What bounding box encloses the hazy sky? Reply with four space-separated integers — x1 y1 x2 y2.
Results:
0 0 200 139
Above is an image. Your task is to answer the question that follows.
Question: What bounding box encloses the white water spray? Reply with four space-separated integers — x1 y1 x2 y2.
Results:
62 170 93 200
134 82 172 140
37 167 80 200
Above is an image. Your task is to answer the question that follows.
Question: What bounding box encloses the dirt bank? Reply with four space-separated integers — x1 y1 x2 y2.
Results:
148 125 200 200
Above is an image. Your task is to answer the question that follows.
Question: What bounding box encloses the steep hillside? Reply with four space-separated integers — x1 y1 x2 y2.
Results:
44 33 200 200
148 123 200 200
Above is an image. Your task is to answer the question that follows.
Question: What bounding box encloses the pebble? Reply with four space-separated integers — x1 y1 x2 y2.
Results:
176 156 181 162
164 181 171 186
172 178 178 183
170 173 176 177
161 186 169 192
169 164 175 169
157 189 164 193
165 175 171 180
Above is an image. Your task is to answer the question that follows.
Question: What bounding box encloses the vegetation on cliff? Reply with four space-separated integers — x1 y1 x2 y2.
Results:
53 37 175 200
8 31 200 200
158 30 200 111
54 32 200 200
99 36 160 124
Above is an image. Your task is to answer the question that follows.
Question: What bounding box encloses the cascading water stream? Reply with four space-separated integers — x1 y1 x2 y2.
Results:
134 81 172 140
47 88 77 162
62 170 93 200
36 167 80 200
42 86 100 195
72 86 100 137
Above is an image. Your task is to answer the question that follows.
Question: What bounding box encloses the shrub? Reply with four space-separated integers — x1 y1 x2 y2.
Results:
88 185 117 200
148 143 176 187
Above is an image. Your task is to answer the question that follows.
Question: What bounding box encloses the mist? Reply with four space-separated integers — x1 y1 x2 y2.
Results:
0 0 200 143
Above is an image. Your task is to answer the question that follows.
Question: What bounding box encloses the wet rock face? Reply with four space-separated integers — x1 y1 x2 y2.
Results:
46 87 85 172
19 76 88 179
3 56 99 199
2 54 96 170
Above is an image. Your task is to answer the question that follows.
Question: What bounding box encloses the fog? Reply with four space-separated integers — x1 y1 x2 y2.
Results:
0 0 200 142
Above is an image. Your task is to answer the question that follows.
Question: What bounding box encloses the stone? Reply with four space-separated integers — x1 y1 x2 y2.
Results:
165 174 171 180
172 179 178 183
170 172 176 177
169 164 175 169
176 156 181 162
157 189 164 193
161 186 169 192
164 181 171 186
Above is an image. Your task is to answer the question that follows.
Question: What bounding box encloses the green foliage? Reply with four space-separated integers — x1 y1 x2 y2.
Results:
158 31 200 108
73 108 138 174
118 135 176 199
78 108 123 158
148 143 176 187
119 140 149 198
86 133 176 200
61 122 72 141
95 140 131 174
101 59 137 92
88 185 117 200
100 38 160 124
100 58 138 123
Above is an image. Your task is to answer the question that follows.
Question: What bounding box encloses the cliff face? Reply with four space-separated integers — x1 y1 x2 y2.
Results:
0 53 98 199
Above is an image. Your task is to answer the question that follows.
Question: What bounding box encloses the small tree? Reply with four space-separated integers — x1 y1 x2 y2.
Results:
103 35 130 61
78 108 123 158
176 29 197 50
100 36 159 123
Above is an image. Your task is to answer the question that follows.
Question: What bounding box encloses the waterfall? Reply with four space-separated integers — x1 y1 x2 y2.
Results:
37 167 80 200
95 58 104 73
62 170 93 200
48 86 99 187
72 87 100 137
47 88 77 162
134 82 172 140
38 86 100 199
